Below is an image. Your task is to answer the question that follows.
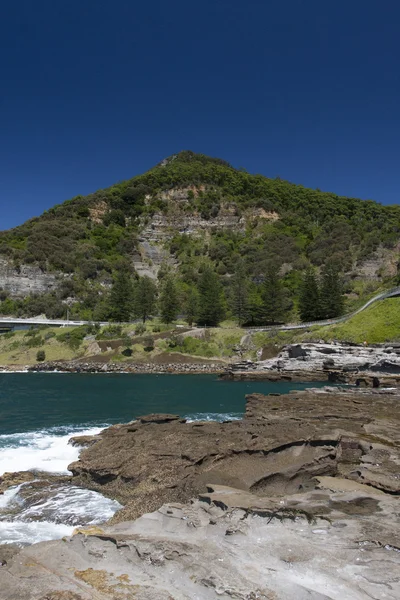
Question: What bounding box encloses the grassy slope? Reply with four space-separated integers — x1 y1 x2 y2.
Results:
0 298 399 366
0 329 86 366
244 297 400 351
307 297 400 344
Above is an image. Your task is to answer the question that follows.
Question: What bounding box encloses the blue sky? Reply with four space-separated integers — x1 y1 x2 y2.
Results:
1 0 399 229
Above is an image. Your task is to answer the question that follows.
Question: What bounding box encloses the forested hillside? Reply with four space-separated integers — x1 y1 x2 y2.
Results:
0 151 399 324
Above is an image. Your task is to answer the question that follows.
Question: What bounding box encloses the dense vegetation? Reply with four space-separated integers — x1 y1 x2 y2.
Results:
0 297 399 367
0 151 399 322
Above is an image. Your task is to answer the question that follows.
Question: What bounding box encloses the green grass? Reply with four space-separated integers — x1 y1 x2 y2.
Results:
0 326 86 365
303 298 400 344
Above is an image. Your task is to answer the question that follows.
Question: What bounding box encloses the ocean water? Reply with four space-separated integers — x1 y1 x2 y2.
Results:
0 373 327 545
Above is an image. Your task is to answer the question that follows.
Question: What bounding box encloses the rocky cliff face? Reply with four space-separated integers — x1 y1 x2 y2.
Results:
139 188 279 244
0 257 58 297
132 187 280 278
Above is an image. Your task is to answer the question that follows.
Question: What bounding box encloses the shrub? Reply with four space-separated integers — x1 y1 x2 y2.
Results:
134 323 146 336
57 325 91 349
121 334 132 347
143 336 154 351
25 327 41 337
121 347 133 357
36 350 46 362
26 336 43 348
96 324 123 340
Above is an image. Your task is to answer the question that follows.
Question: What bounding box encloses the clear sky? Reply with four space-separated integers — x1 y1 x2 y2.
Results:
1 0 399 230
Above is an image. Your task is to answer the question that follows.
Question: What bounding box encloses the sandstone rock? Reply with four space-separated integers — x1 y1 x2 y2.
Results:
228 342 400 386
0 257 58 297
69 435 99 448
72 526 105 537
260 342 400 374
68 388 400 522
2 482 399 599
0 471 35 494
2 387 400 598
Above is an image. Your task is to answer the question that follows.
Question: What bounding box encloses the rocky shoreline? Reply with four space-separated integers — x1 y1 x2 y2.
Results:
0 360 226 374
2 342 400 387
225 341 400 387
1 384 399 598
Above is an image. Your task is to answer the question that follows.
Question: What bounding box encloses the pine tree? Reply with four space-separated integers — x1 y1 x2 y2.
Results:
110 270 134 322
185 287 199 326
261 267 288 324
320 265 344 319
133 276 157 323
299 268 321 322
197 266 225 326
160 276 180 323
247 283 264 325
231 259 249 325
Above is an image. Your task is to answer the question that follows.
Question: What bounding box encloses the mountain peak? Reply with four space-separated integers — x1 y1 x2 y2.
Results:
156 150 232 169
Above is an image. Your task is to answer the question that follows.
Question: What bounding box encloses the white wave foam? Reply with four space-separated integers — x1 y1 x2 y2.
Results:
0 482 121 545
17 485 121 525
184 412 242 422
0 520 74 545
0 484 24 509
0 426 105 476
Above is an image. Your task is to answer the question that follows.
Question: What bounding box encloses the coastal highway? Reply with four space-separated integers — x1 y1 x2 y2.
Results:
246 285 400 332
0 286 399 331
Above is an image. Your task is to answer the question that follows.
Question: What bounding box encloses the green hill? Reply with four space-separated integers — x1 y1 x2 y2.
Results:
0 151 399 321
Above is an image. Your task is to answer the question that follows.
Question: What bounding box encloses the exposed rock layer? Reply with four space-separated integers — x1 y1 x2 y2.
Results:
69 388 400 520
0 257 58 296
1 387 399 599
227 342 400 387
2 482 399 600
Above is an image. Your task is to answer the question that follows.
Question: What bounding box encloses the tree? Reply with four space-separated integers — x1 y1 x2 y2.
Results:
110 270 134 322
160 276 180 323
196 266 225 326
185 287 199 326
134 276 157 323
320 265 344 319
299 268 321 322
231 259 249 325
261 267 289 324
36 349 46 362
103 209 126 227
247 283 264 325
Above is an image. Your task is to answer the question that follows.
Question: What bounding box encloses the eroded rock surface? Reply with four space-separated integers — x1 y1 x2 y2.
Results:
68 388 400 521
1 481 399 599
272 343 400 373
1 388 399 599
228 342 400 386
0 257 58 296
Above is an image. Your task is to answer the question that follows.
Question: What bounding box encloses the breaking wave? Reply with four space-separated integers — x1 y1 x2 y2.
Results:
0 424 122 545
